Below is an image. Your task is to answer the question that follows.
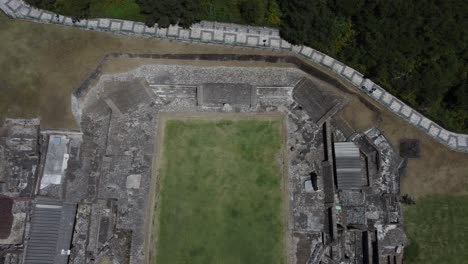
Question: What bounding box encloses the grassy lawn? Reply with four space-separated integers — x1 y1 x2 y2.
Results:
153 118 286 264
404 195 468 264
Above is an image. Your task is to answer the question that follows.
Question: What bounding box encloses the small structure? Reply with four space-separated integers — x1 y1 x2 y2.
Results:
197 83 257 107
334 142 363 190
293 78 346 126
40 135 70 190
24 199 76 264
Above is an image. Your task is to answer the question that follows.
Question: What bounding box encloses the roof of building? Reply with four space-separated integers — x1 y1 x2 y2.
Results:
24 199 76 264
334 142 363 190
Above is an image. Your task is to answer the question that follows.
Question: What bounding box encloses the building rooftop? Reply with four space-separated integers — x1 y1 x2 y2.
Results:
334 142 363 190
24 199 76 264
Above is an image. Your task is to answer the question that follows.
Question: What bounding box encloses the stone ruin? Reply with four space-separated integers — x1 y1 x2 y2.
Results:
1 63 407 264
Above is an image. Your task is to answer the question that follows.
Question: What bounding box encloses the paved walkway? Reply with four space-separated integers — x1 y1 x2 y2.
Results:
1 0 467 152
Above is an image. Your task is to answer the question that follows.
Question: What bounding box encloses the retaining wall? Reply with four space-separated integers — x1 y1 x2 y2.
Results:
1 0 467 152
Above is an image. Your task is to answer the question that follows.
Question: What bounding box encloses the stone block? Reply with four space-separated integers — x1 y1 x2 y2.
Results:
322 55 334 67
167 25 179 36
121 21 134 31
246 36 259 46
400 105 412 117
110 21 122 31
213 31 224 41
438 129 450 141
351 73 363 86
98 19 110 29
156 28 168 37
390 100 402 112
19 6 31 17
7 0 22 11
448 136 458 148
63 17 73 26
189 28 201 39
332 62 344 74
458 135 468 147
269 38 280 48
87 20 98 29
381 92 393 104
429 125 440 137
55 15 65 24
28 8 41 19
419 118 431 129
201 31 213 41
144 26 156 34
40 12 52 22
179 29 190 39
409 113 421 125
280 40 291 49
292 45 302 53
75 19 87 27
311 52 324 63
131 23 142 33
342 66 354 79
224 34 236 43
300 46 313 57
371 88 383 100
236 33 246 43
361 79 374 89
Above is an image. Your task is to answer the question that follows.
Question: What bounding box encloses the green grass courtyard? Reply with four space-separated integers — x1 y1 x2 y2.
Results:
151 117 287 264
404 195 468 264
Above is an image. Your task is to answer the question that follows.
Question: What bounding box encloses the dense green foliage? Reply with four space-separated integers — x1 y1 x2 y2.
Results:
404 196 468 264
23 0 468 132
134 0 282 27
155 119 285 264
279 0 468 132
25 0 145 21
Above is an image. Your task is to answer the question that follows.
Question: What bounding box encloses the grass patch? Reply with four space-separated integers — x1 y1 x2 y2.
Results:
404 195 468 264
153 118 286 264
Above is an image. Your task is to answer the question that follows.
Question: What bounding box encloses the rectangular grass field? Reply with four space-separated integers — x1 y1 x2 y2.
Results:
404 195 468 264
151 116 286 264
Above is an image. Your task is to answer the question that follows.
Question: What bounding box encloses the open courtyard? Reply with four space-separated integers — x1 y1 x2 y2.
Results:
150 114 287 264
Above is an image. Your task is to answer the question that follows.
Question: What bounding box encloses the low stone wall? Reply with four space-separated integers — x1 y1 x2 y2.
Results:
1 0 467 152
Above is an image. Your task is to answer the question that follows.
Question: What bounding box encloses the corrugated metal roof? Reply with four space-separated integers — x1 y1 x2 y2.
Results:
334 142 363 190
24 199 76 264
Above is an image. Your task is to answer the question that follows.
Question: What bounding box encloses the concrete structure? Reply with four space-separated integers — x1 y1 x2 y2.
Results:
1 0 467 152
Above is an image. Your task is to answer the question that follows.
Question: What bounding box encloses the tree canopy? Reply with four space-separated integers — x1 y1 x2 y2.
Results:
279 0 467 132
